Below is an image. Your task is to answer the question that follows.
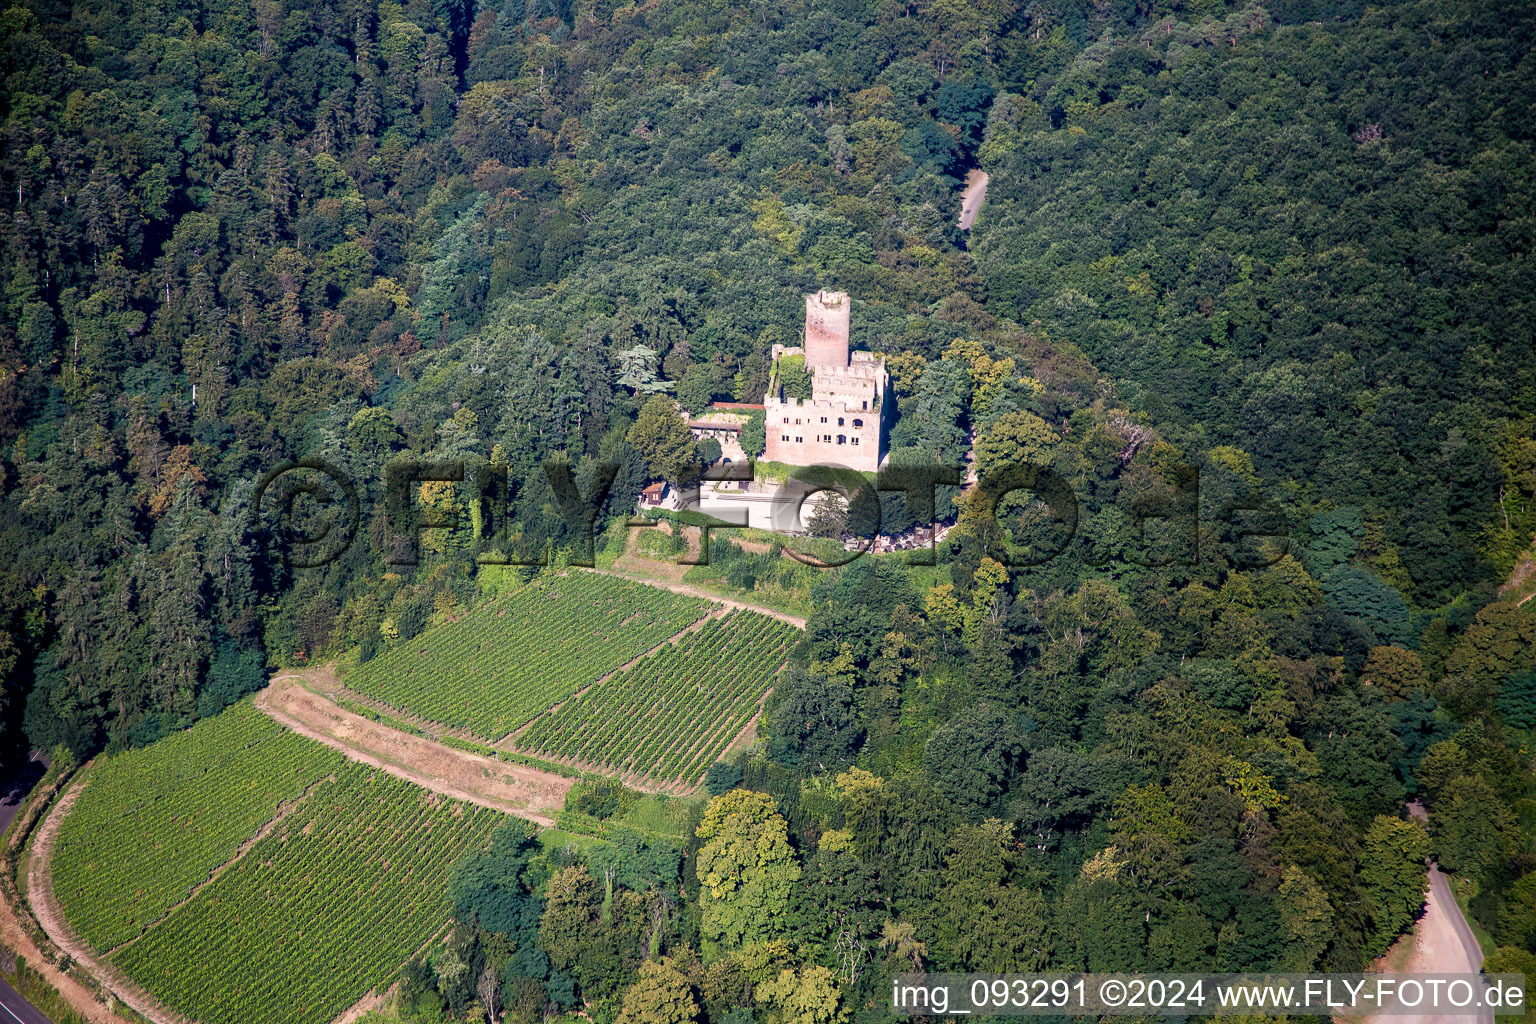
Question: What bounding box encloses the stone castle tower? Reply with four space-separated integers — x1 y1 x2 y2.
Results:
803 290 851 368
762 290 888 473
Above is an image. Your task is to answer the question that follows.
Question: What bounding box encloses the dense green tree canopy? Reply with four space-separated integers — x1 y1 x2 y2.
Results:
3 0 1536 1017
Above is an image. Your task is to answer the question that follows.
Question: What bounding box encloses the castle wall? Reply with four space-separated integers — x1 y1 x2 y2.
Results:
764 395 882 472
812 367 882 409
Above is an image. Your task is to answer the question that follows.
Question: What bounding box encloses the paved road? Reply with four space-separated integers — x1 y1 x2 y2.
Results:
1428 862 1487 972
1426 863 1493 1024
0 755 54 1024
957 168 989 230
0 757 46 835
0 976 54 1024
1376 802 1492 1024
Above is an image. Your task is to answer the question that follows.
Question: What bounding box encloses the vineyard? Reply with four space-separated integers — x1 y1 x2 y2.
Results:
111 765 501 1024
344 572 708 738
515 610 797 787
51 701 345 951
44 575 804 1024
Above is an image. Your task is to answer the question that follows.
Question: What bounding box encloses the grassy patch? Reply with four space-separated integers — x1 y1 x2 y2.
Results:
618 793 702 838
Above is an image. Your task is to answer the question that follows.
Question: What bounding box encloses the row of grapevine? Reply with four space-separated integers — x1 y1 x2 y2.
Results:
343 572 708 738
515 610 797 786
52 701 345 952
111 765 501 1024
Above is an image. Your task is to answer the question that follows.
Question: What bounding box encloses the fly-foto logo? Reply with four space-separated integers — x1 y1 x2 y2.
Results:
251 454 1289 570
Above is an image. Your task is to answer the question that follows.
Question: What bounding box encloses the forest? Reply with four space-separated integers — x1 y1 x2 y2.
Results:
1 0 1535 1020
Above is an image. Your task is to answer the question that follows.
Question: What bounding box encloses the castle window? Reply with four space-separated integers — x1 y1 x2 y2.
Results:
781 435 789 441
852 438 860 445
852 418 863 427
837 417 844 426
837 435 846 445
821 417 827 423
862 400 867 410
782 417 789 424
795 437 802 443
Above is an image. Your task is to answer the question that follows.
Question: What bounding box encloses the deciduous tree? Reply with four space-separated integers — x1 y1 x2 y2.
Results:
695 790 801 951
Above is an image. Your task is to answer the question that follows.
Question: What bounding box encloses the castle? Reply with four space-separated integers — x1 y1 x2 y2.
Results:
763 290 889 473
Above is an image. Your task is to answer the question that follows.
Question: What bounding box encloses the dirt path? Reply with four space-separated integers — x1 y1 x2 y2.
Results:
613 520 697 581
579 566 806 628
1372 865 1491 1024
258 675 571 826
606 525 808 626
26 782 192 1024
957 169 989 231
612 543 692 583
282 674 680 798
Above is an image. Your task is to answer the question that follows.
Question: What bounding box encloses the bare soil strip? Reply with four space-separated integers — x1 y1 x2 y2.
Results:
306 680 677 797
27 783 192 1024
332 985 392 1024
279 619 737 796
257 675 572 825
326 684 488 744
